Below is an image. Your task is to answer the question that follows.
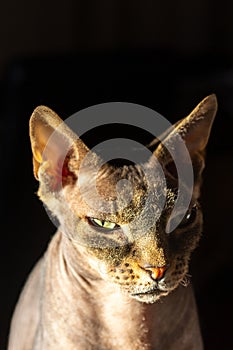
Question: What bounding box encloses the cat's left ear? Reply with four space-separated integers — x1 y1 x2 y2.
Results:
173 94 217 154
153 94 217 186
156 94 217 156
29 106 89 189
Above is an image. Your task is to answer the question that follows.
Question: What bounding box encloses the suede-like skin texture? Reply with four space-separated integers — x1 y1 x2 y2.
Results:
8 95 217 349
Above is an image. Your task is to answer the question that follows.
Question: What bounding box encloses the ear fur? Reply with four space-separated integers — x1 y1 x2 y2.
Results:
29 106 89 187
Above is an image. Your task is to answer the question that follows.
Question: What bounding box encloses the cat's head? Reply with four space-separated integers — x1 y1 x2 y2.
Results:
30 95 217 303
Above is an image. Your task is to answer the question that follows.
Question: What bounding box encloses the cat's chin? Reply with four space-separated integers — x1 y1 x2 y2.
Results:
130 289 169 304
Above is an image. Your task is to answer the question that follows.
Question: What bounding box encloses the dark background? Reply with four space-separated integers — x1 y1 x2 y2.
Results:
0 1 233 349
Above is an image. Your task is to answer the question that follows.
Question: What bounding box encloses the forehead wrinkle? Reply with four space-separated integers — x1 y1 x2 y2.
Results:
95 163 146 192
76 162 180 225
84 164 148 223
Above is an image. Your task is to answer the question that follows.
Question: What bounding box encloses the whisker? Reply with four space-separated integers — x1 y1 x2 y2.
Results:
180 274 191 287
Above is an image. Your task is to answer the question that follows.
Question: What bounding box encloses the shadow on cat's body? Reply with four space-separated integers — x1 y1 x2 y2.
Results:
8 95 217 349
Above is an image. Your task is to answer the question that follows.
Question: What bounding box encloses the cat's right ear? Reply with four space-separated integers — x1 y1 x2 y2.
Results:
29 106 89 188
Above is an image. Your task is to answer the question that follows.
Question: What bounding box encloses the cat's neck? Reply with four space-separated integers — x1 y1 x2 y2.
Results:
41 231 203 350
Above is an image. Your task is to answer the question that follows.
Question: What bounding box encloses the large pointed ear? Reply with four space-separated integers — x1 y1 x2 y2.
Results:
153 94 217 185
172 94 217 154
29 106 89 189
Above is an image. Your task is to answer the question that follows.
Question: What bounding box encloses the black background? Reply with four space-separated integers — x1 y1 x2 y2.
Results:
0 1 233 349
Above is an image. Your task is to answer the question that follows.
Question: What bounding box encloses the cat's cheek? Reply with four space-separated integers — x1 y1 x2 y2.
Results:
88 258 109 278
168 223 202 256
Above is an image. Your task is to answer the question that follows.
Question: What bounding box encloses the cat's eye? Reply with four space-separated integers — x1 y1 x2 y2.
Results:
178 205 198 228
166 205 198 232
88 218 119 231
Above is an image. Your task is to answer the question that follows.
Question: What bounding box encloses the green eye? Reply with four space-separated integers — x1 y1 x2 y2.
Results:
88 218 118 230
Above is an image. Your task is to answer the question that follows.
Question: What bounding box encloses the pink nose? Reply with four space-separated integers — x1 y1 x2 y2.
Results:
143 265 167 280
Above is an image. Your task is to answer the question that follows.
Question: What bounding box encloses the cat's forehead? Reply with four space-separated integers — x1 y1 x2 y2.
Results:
97 162 146 185
73 161 177 224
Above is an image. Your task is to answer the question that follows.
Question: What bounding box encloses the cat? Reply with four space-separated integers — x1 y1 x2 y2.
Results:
8 94 217 350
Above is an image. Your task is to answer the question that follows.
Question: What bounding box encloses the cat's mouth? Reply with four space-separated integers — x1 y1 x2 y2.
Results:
132 288 161 297
131 287 169 303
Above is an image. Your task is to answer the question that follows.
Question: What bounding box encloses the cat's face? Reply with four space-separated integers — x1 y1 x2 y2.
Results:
61 163 202 303
29 95 217 303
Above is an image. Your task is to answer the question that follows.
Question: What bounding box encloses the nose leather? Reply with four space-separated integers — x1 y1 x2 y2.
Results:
143 265 167 280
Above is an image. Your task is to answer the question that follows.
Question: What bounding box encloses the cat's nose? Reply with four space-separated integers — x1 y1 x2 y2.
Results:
143 265 167 281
